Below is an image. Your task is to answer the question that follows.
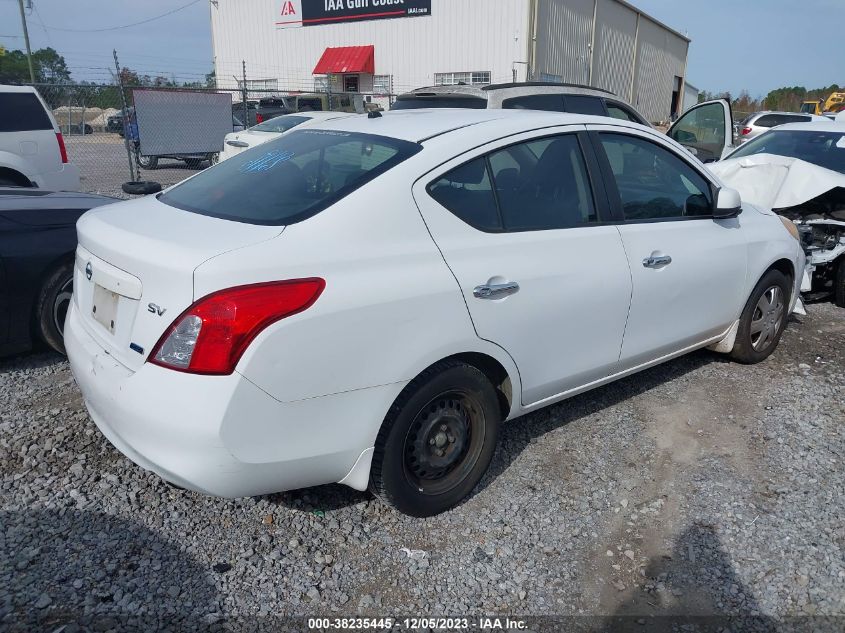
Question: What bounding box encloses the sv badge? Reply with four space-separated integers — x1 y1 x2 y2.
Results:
148 303 166 316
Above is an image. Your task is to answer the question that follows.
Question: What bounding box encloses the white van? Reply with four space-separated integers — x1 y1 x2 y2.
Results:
0 85 80 190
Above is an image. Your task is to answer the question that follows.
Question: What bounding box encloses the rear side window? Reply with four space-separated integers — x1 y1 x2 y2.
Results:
391 96 486 110
160 130 421 225
501 94 566 112
428 158 500 231
564 95 607 116
0 92 53 132
428 134 597 232
755 114 809 128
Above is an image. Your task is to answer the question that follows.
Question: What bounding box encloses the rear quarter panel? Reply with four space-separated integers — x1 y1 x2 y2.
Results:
194 157 521 409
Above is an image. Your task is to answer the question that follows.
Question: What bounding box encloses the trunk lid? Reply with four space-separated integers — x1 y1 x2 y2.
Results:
74 195 283 371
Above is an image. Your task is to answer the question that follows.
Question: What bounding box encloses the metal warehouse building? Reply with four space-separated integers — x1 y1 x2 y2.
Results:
209 0 690 123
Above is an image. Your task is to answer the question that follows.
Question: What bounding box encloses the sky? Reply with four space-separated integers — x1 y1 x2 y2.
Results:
0 0 842 97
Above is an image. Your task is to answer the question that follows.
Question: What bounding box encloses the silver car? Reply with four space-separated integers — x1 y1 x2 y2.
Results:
391 82 650 126
736 111 828 144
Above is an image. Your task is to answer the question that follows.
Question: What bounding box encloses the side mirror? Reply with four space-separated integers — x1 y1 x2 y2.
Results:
714 187 742 219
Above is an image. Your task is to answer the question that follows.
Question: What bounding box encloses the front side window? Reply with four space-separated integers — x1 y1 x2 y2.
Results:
160 130 420 225
600 133 713 220
297 98 324 112
250 115 309 133
428 134 597 232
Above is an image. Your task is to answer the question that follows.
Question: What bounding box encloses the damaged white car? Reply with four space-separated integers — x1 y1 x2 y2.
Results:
708 117 845 307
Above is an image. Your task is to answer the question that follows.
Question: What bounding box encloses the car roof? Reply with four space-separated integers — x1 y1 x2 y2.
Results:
764 120 845 133
302 108 644 143
0 188 115 211
750 111 828 119
400 82 615 100
0 84 38 94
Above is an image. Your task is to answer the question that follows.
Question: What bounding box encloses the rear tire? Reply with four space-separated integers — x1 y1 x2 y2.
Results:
730 269 790 364
834 258 845 308
369 360 500 517
36 261 74 355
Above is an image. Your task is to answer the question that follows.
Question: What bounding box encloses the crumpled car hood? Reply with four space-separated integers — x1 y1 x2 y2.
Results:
707 153 845 210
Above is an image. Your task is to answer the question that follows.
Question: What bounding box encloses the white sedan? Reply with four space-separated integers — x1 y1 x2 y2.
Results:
66 109 804 517
218 111 355 161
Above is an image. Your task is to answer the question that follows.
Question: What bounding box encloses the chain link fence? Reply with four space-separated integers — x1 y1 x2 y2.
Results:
30 82 393 199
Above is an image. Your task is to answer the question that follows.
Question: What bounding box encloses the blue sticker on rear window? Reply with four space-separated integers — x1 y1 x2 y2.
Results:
240 149 295 173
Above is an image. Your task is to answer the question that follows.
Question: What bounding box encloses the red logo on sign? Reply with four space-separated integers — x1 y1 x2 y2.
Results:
280 1 297 15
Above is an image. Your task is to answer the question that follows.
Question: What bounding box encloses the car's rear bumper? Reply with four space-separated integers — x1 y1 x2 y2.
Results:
34 164 81 192
65 302 400 497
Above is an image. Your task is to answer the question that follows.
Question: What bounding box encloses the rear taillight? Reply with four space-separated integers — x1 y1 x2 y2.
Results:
740 127 752 136
56 132 68 163
256 113 264 124
149 279 325 375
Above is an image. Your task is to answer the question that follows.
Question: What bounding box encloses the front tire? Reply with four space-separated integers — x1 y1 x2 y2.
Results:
369 360 501 517
730 269 790 364
36 261 74 355
834 258 845 308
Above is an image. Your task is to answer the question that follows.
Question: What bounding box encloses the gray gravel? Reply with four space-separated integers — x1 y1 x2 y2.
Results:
1 302 843 630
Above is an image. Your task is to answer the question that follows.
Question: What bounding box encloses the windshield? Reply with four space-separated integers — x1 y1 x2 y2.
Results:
250 115 309 133
728 129 845 174
160 130 421 225
391 96 487 110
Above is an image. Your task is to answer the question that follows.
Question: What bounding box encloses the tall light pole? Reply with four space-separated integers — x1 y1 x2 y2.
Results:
17 0 35 83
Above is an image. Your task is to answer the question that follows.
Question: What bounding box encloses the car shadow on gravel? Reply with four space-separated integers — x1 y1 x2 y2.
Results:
475 349 725 500
0 350 65 373
0 509 222 631
262 350 727 514
600 523 782 632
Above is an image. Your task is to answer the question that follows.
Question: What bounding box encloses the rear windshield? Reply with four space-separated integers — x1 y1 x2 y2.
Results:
250 115 309 133
0 92 53 132
160 130 421 225
391 96 487 110
728 130 845 175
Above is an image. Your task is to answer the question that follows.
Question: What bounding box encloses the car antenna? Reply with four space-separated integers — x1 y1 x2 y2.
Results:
368 110 382 118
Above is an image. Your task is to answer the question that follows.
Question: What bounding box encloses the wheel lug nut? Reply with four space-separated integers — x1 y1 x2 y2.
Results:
429 439 435 445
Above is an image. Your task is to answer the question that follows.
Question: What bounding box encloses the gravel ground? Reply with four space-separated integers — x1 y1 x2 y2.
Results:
1 302 843 631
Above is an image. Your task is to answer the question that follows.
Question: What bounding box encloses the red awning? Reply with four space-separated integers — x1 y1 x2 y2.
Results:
312 45 375 75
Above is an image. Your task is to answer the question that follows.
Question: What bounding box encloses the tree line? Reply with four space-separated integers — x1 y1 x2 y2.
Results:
700 84 842 116
0 46 215 110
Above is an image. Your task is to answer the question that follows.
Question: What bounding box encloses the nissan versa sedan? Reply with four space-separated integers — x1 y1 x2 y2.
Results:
66 109 805 517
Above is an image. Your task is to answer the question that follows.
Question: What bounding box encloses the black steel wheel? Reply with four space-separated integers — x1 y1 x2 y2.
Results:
36 261 74 355
370 360 501 517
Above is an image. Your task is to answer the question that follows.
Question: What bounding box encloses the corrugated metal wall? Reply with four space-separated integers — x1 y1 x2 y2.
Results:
591 0 637 100
533 0 595 84
632 16 688 122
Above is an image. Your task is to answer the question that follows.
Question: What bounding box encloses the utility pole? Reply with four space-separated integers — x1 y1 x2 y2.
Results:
17 0 35 83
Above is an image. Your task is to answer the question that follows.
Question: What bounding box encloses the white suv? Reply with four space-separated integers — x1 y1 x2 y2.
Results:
0 85 80 190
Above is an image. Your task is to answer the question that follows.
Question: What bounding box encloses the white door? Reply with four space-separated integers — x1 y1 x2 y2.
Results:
590 127 748 369
413 130 632 405
667 99 733 162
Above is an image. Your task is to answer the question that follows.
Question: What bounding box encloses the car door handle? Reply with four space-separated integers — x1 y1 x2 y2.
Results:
642 254 672 268
473 282 520 299
226 140 249 147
